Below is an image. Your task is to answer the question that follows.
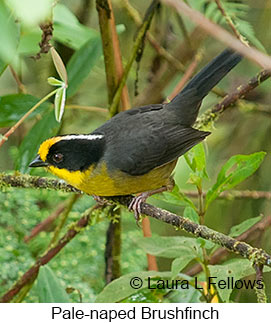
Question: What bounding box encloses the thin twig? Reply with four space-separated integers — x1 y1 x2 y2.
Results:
185 215 271 277
120 0 185 72
108 0 131 110
182 189 271 200
167 51 202 101
0 205 98 303
0 89 58 148
109 0 159 116
9 66 26 94
48 194 80 248
161 0 271 69
141 217 158 271
254 264 267 303
134 27 207 106
24 202 67 243
195 69 271 129
215 0 247 44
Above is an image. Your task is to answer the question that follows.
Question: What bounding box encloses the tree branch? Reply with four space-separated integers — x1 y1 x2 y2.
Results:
185 215 271 277
0 205 98 303
195 69 271 129
161 0 271 69
1 174 271 268
109 0 159 115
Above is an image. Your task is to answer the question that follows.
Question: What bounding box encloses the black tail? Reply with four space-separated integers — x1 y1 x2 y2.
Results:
166 49 242 125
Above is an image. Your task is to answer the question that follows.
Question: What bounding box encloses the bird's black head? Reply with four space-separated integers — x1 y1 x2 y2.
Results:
29 134 105 171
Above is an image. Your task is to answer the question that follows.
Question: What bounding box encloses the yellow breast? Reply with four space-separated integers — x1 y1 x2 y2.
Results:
48 160 176 196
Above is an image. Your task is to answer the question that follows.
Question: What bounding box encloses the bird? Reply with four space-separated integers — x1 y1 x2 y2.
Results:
29 49 242 220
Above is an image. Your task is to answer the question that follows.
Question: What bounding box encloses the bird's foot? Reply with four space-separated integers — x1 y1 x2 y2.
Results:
93 195 108 206
128 185 172 226
128 193 148 226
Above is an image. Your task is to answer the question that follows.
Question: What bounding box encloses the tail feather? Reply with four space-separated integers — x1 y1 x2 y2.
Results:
167 49 242 125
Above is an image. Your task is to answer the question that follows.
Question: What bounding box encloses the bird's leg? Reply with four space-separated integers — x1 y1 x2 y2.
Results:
93 195 108 206
129 178 175 224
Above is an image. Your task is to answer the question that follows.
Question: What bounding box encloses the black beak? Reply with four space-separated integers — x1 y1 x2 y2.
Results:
29 155 49 168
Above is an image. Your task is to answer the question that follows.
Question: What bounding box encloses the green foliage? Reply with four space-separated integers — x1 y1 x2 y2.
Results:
188 0 265 50
208 259 271 302
15 110 60 173
0 0 269 305
37 265 70 303
184 143 209 185
95 271 171 303
53 4 99 50
206 152 266 208
134 236 200 259
0 94 49 127
183 206 199 223
0 2 19 64
155 184 195 209
66 37 103 98
0 57 7 76
229 214 263 238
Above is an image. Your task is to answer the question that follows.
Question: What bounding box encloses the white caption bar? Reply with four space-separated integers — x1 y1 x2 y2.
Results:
1 303 269 322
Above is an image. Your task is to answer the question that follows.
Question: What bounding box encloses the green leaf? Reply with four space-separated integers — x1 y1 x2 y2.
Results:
36 265 70 303
95 271 171 303
184 143 208 177
0 2 19 64
50 47 68 85
171 256 197 278
47 77 64 87
168 284 202 302
66 36 102 98
135 236 200 258
208 259 271 302
154 184 196 209
0 94 49 127
229 214 263 238
0 57 7 76
196 237 216 250
53 4 125 51
54 87 66 122
183 206 199 224
206 152 266 208
236 19 266 52
184 143 208 187
53 21 98 50
16 109 60 173
17 28 41 55
53 4 99 50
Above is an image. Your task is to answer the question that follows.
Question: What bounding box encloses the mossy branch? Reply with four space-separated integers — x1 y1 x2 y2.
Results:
1 174 271 302
195 69 271 129
1 174 271 268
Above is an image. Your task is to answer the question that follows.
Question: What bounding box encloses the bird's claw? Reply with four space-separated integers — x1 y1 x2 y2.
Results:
93 195 107 206
128 195 146 227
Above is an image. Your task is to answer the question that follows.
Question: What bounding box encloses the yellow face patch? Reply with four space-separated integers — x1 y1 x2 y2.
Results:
48 165 88 189
38 137 62 162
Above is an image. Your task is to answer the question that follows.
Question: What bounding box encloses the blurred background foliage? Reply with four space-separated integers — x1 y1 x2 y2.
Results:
0 0 271 302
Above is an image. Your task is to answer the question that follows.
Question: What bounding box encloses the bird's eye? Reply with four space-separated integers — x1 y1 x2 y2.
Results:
52 153 63 163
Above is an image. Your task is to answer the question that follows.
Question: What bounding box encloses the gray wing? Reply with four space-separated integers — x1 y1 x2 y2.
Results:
93 105 210 176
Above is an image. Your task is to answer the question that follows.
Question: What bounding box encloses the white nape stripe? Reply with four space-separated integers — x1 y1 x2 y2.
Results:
61 134 104 141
